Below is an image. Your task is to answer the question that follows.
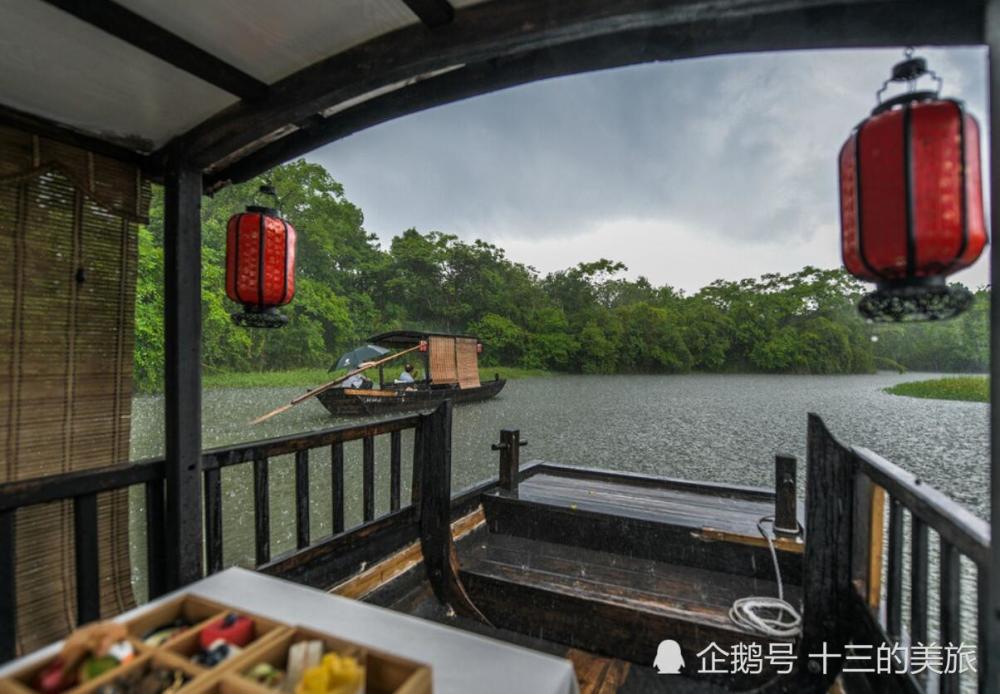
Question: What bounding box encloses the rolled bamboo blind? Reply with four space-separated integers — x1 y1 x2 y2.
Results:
428 336 458 385
455 338 480 390
0 125 149 654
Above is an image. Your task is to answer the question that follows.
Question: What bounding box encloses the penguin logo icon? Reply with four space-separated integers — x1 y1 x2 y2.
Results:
653 640 685 674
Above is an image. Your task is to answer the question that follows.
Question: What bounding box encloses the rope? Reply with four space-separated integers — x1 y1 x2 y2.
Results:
728 516 803 639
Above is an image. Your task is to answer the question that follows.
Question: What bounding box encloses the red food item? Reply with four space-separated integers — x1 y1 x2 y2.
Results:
199 613 254 649
34 658 76 694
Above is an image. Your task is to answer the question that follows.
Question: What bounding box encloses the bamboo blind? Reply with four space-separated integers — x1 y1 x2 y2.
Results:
455 338 480 390
0 125 148 654
428 336 458 385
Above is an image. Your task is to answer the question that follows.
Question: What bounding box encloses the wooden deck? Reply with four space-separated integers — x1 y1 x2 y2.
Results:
514 469 797 535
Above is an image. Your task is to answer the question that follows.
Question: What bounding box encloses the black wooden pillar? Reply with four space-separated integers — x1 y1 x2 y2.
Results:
162 164 204 590
800 413 854 688
985 3 1000 690
773 454 797 537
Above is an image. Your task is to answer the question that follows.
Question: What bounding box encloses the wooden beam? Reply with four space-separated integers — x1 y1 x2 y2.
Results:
162 164 204 589
801 414 855 688
168 0 981 174
402 0 454 28
40 0 267 101
986 2 1000 691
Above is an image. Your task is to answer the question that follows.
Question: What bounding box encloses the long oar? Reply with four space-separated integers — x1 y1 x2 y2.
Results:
251 344 421 425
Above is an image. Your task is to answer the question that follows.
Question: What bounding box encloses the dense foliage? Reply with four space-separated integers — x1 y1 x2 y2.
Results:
133 161 990 391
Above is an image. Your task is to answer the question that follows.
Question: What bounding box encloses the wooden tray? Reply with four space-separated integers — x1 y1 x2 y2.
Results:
188 626 430 694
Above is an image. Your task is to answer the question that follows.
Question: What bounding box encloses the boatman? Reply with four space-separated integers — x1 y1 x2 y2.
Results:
395 363 416 384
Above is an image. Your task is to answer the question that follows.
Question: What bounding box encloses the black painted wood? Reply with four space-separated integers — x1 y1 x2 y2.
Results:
174 0 982 175
253 457 270 566
482 491 802 583
402 0 454 27
0 510 16 661
774 454 797 535
390 431 401 512
986 4 1000 690
202 416 419 470
853 446 989 567
418 402 452 605
801 414 855 687
145 479 166 600
886 498 904 641
363 436 375 522
73 493 100 625
0 459 163 511
497 430 521 493
940 538 961 694
295 450 310 550
331 443 344 534
163 165 204 589
204 467 223 574
910 517 929 649
40 0 267 100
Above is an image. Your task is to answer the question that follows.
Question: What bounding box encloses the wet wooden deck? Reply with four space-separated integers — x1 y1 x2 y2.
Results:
513 468 799 536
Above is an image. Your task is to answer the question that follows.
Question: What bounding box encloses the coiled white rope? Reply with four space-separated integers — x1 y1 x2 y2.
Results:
728 516 803 639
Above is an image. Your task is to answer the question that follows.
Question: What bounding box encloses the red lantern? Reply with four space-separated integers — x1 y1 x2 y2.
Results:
839 52 987 321
225 186 296 328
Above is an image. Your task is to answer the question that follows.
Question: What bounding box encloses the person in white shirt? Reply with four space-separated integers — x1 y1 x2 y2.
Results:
395 363 416 384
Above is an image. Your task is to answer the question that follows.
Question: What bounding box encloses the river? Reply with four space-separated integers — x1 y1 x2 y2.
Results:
128 371 989 668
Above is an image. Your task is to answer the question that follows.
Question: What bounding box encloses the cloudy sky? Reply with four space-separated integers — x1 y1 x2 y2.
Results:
309 47 990 295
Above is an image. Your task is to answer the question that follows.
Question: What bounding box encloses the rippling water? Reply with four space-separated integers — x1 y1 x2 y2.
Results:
131 371 990 517
128 372 989 681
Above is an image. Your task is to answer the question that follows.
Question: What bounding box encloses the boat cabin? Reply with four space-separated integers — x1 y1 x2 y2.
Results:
0 1 998 693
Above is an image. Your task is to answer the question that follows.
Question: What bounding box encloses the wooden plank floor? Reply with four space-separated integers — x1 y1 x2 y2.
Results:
515 472 799 536
463 532 799 630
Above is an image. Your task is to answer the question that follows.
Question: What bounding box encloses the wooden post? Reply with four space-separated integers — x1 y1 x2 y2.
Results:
801 413 855 685
162 165 203 590
495 430 522 493
773 454 797 537
416 400 488 623
0 510 14 660
986 4 1000 690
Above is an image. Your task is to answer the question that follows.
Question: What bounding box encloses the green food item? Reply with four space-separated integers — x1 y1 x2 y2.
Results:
79 655 119 681
245 662 285 688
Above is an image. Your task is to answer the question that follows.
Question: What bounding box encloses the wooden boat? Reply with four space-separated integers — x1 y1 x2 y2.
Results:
316 331 506 416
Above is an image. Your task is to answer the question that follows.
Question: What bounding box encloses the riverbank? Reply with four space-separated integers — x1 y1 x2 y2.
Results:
200 365 555 390
884 376 989 403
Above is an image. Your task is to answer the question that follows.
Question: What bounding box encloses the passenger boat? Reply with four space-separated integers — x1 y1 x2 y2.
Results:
316 332 507 416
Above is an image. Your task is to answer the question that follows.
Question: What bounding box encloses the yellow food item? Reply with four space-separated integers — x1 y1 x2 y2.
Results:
295 652 363 694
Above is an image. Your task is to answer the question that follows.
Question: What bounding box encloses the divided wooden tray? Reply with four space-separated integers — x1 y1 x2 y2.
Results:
0 595 431 694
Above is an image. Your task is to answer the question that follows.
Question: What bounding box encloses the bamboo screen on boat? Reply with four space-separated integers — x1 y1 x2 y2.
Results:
0 125 149 654
455 338 480 390
428 336 458 385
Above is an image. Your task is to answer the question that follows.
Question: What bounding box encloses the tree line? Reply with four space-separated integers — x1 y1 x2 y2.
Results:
133 161 989 391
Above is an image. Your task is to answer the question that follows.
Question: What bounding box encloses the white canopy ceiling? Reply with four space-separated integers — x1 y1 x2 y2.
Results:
0 0 484 151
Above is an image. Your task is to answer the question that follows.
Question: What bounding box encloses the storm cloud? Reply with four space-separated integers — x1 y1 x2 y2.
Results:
309 47 989 293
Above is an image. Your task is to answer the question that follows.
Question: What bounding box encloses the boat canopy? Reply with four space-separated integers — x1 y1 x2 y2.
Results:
367 330 481 347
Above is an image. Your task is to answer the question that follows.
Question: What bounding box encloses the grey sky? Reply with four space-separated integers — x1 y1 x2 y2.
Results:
309 47 989 294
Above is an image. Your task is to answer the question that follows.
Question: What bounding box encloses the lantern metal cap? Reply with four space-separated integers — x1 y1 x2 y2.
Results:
231 306 289 329
858 280 974 322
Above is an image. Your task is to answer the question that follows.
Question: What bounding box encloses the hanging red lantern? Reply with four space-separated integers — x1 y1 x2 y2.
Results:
225 185 297 328
839 50 987 321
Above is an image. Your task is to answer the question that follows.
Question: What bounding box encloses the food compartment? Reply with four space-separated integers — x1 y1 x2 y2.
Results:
231 627 430 694
1 633 142 694
125 596 232 649
164 612 282 671
75 651 202 694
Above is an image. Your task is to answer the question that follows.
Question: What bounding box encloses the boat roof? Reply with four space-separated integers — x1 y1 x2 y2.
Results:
0 1 977 186
368 330 480 346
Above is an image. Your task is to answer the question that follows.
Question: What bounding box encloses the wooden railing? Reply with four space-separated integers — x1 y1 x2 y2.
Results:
803 414 991 694
0 409 444 663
